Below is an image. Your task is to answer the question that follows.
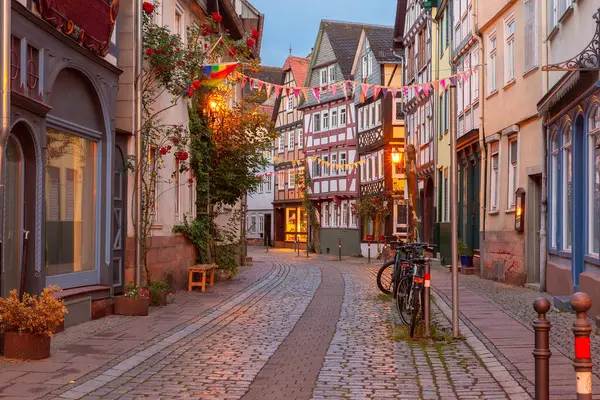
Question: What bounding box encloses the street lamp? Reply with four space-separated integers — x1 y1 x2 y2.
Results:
391 148 402 164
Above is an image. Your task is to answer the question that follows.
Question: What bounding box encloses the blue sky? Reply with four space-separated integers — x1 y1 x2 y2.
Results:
251 0 397 67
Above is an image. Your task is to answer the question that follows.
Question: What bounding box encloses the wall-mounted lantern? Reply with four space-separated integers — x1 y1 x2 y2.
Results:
391 148 402 164
515 187 526 233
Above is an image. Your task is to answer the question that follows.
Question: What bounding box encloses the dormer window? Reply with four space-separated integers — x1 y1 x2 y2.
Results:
320 68 328 86
319 65 336 86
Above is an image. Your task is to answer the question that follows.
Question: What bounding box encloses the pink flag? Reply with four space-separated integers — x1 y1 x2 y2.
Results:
440 79 447 90
285 87 291 97
331 83 337 97
382 87 388 98
362 84 369 97
423 84 430 96
403 87 408 96
258 81 264 91
373 85 381 99
342 82 348 98
474 65 479 73
275 86 282 98
294 88 301 98
313 87 321 102
433 80 439 93
391 88 398 98
414 85 420 96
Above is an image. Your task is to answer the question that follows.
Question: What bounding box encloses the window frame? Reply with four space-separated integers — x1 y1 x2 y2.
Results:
507 137 519 210
562 123 573 251
487 30 498 94
288 130 295 150
504 14 516 85
339 107 347 126
588 105 600 256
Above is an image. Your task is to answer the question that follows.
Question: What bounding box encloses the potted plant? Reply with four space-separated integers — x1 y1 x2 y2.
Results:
148 281 170 306
0 287 67 360
114 283 150 316
457 240 474 268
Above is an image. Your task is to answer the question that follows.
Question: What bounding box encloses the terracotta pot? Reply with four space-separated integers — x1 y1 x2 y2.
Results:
152 290 168 306
113 296 150 316
214 269 233 281
0 327 4 356
3 331 51 360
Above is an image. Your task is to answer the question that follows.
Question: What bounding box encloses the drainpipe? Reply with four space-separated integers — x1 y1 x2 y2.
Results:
540 124 548 291
432 12 439 248
134 0 143 285
0 0 11 283
472 0 486 256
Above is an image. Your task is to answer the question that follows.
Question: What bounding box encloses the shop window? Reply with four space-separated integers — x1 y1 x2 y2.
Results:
45 128 97 276
589 106 600 256
550 130 559 248
285 207 307 242
562 124 572 251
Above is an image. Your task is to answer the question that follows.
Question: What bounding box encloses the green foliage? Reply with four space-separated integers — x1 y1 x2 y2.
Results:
457 240 473 256
173 215 212 264
147 281 169 306
215 244 239 277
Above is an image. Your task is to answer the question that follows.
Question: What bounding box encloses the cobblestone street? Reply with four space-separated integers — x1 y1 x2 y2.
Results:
1 248 588 399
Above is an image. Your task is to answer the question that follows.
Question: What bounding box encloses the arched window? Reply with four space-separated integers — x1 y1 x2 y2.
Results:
550 129 559 248
588 105 600 255
562 123 573 251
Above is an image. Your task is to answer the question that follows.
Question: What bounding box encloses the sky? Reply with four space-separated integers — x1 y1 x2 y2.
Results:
250 0 398 67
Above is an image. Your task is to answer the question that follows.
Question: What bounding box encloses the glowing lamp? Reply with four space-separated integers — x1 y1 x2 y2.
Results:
515 187 525 233
209 100 218 110
392 148 402 164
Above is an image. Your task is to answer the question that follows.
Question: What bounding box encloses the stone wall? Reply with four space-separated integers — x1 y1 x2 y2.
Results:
481 230 525 286
126 234 197 289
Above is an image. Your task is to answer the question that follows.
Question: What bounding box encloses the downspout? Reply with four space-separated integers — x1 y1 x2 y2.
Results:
431 11 439 249
539 0 549 291
472 0 486 258
0 0 11 285
134 0 143 285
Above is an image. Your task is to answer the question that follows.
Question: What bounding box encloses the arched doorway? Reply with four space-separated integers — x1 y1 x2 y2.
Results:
3 122 37 297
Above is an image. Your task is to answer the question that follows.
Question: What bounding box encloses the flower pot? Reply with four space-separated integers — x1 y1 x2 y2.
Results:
113 296 149 316
214 269 232 281
460 255 473 267
151 290 168 307
3 331 51 360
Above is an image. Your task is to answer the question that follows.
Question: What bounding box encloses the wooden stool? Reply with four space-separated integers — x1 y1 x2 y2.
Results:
188 264 216 292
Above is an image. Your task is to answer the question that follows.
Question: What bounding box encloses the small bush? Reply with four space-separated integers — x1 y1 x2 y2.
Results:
0 287 67 336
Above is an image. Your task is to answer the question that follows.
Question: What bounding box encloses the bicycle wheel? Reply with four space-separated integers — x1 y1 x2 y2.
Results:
395 276 412 326
409 288 422 338
376 261 394 295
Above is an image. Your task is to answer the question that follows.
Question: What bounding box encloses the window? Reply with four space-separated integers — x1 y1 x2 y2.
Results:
278 171 285 189
45 129 97 277
320 68 328 86
328 65 335 84
340 152 347 173
370 103 376 128
286 95 294 112
342 201 348 227
490 142 500 212
288 169 295 188
524 0 538 72
362 55 369 80
563 125 572 250
278 133 285 153
250 215 257 233
265 174 272 193
394 100 404 124
550 130 559 248
488 31 497 93
331 110 338 128
350 200 357 227
322 111 329 131
330 153 337 175
359 108 364 131
312 159 321 177
375 101 381 125
313 113 321 132
504 16 516 84
323 155 329 175
323 203 330 227
258 215 264 234
298 129 303 149
174 4 184 39
288 130 295 150
507 139 518 209
588 106 600 255
339 107 346 126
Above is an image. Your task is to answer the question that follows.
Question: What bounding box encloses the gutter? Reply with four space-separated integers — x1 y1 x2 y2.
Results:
472 0 487 253
0 0 11 280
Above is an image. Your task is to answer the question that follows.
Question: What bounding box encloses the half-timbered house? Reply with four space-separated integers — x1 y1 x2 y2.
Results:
300 20 374 256
272 55 310 249
350 26 407 255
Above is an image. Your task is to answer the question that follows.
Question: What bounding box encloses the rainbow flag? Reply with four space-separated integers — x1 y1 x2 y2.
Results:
199 62 239 87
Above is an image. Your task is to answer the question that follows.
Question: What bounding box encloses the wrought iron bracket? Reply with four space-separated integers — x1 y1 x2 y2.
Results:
543 8 600 71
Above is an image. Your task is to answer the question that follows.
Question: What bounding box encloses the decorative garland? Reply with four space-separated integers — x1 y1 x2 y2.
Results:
256 156 369 178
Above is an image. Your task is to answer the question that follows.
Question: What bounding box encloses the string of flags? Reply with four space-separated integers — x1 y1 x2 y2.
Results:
233 65 479 103
256 156 368 178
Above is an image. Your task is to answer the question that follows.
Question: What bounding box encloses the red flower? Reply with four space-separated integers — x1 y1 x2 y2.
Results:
167 145 172 150
201 27 212 36
246 38 255 48
169 50 173 56
145 48 153 55
187 53 194 59
142 1 154 14
173 137 179 143
175 151 189 161
156 66 164 73
159 147 167 155
211 12 223 22
228 48 237 57
251 28 260 40
188 178 194 184
178 60 185 66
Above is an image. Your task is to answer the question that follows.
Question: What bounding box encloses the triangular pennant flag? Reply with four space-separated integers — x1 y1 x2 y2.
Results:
423 84 430 96
449 76 456 85
373 86 381 99
382 87 388 98
302 88 309 100
313 87 321 102
391 88 398 98
285 87 291 97
403 87 409 96
275 86 282 98
331 83 337 97
414 85 420 96
294 88 301 98
258 81 264 91
362 84 370 97
440 79 447 90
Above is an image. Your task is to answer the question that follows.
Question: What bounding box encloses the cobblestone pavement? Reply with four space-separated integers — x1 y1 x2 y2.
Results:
1 250 520 399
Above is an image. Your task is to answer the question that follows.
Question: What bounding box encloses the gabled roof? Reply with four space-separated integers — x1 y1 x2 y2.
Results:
393 0 408 48
282 56 311 87
351 26 399 77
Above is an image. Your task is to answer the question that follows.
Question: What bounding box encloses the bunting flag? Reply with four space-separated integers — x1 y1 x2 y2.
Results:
302 88 309 100
449 76 456 85
433 80 439 93
342 82 348 98
331 83 337 97
414 85 420 96
275 86 282 97
391 88 398 98
373 85 381 100
423 84 430 96
258 81 264 91
313 87 321 102
440 79 448 90
382 87 388 98
266 83 272 97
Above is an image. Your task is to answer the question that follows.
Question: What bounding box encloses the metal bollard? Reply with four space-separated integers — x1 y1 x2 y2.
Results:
297 238 300 256
368 241 371 263
532 297 551 400
424 261 431 338
338 238 342 261
571 292 593 400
